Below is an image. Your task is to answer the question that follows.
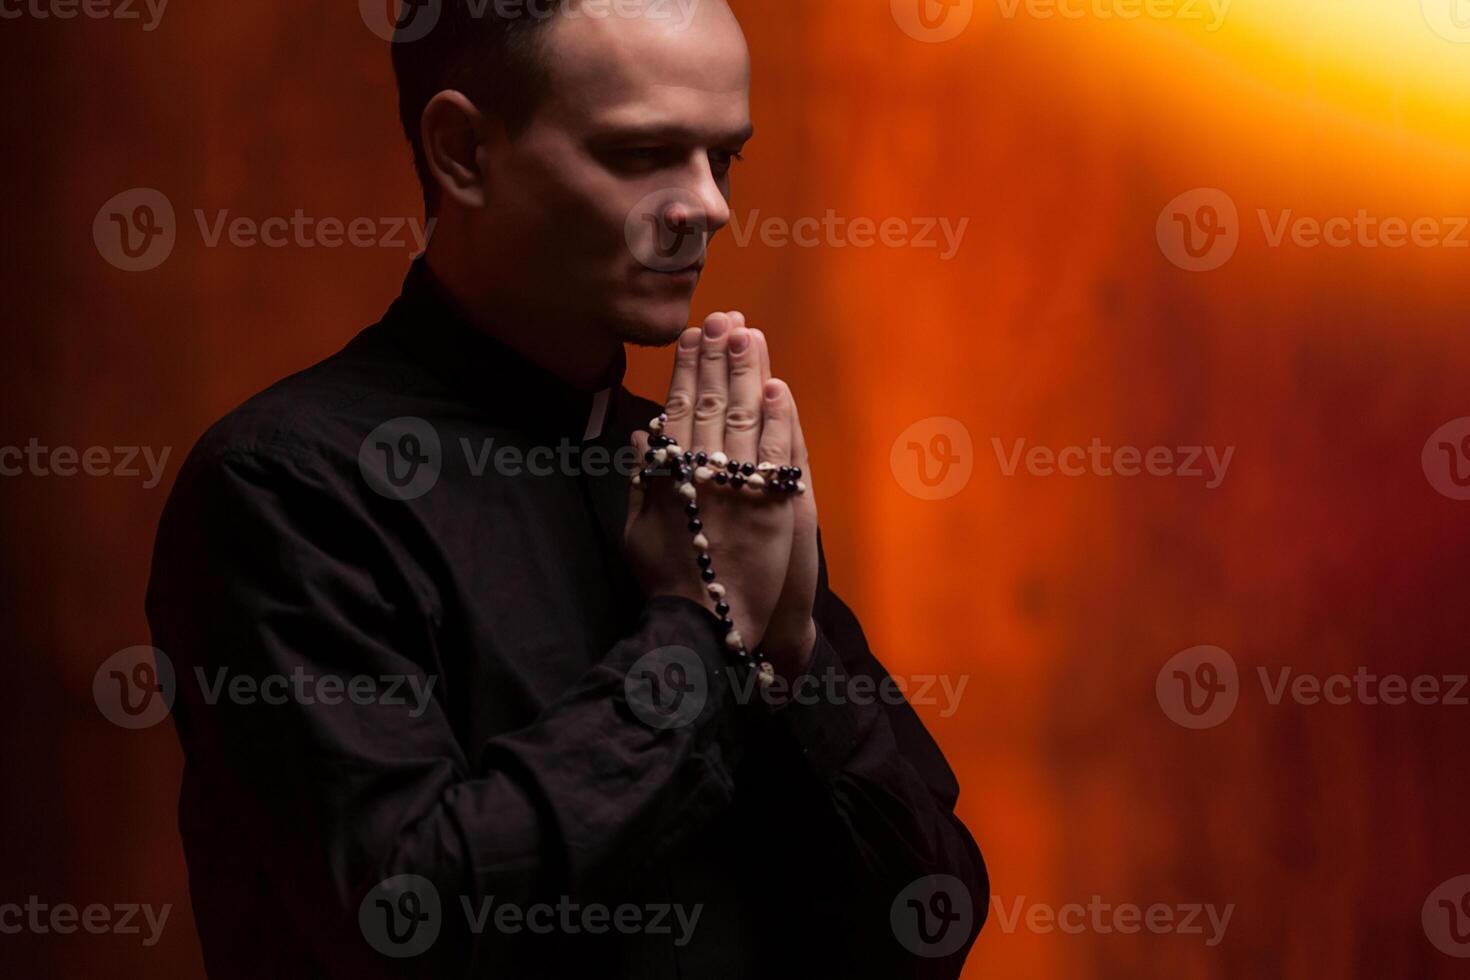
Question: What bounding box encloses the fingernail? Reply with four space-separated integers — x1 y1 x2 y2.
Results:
730 330 750 353
679 329 701 350
705 316 728 339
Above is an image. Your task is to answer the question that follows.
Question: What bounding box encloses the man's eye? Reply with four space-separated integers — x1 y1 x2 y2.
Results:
710 150 745 176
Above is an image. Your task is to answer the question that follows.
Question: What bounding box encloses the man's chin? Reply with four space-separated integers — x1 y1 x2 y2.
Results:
610 297 698 348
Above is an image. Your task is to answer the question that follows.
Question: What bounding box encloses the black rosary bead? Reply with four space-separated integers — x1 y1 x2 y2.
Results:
688 518 703 533
700 567 716 583
695 451 708 465
741 462 755 476
726 460 740 473
685 501 700 516
715 600 730 617
714 472 728 486
696 553 712 568
731 475 746 489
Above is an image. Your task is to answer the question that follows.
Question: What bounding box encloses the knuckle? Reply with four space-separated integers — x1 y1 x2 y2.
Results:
665 394 694 418
695 392 728 419
725 408 760 432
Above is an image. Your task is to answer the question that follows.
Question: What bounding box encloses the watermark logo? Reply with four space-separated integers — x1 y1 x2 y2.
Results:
95 189 434 271
990 895 1233 946
625 646 709 730
892 0 974 42
991 437 1234 488
94 188 176 272
993 0 1231 31
727 210 969 260
360 0 441 42
1422 0 1470 43
1156 645 1239 729
891 417 974 501
359 417 443 501
1157 188 1239 272
891 874 974 958
626 188 709 273
1424 875 1470 957
1423 417 1470 501
360 875 442 958
93 646 175 730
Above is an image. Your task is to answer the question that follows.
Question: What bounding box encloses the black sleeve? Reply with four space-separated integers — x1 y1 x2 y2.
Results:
766 535 989 975
146 447 744 976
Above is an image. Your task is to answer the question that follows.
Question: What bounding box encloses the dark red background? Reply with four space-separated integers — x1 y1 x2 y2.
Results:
3 0 1469 975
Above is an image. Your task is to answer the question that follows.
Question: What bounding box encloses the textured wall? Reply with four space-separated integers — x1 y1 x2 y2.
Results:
2 0 1469 975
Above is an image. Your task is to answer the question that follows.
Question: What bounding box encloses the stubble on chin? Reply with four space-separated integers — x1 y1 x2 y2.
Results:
610 305 697 349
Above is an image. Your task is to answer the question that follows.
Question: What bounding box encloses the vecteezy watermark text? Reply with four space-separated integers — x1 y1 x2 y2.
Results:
989 895 1233 946
0 0 168 30
623 647 970 732
94 188 434 272
991 437 1235 489
727 211 970 261
358 874 702 958
93 646 440 729
0 440 170 488
0 898 171 946
1157 645 1470 729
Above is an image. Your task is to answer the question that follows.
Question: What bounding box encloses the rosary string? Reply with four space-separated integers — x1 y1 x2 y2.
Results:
634 413 806 689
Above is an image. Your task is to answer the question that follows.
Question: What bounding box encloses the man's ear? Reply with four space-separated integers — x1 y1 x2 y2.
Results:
421 91 495 210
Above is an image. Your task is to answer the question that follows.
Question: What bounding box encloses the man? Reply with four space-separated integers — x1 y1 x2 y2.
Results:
145 1 986 976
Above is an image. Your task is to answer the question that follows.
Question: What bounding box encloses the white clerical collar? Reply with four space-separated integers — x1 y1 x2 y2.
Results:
582 387 612 442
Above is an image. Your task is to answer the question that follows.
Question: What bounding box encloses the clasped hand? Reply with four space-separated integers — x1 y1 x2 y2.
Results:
625 312 819 676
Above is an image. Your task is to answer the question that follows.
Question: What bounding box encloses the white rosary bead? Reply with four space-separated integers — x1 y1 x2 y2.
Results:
724 630 744 651
694 466 714 484
707 582 726 599
756 461 777 477
796 481 807 494
692 533 710 550
678 482 698 501
745 474 766 491
649 416 664 433
653 448 669 464
710 451 729 468
757 662 776 689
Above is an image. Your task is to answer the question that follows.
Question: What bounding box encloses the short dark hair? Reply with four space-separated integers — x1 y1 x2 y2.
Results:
391 2 562 212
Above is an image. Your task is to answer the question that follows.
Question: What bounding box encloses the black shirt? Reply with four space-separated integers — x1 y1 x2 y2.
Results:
145 260 987 978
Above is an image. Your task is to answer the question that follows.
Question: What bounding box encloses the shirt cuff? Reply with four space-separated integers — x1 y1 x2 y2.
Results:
770 624 871 781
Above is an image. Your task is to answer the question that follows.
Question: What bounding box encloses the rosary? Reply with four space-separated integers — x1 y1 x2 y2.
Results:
633 413 806 689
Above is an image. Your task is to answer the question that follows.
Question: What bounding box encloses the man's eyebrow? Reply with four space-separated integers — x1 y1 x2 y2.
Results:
595 123 755 145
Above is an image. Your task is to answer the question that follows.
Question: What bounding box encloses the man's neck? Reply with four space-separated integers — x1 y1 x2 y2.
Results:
424 249 622 392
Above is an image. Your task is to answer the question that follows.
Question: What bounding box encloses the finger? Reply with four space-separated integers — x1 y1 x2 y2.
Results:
752 328 772 385
756 380 795 486
788 387 814 496
724 327 763 464
662 327 701 449
626 431 650 531
726 311 746 331
694 313 731 456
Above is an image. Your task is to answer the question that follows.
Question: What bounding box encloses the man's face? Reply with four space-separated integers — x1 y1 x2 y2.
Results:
475 1 751 347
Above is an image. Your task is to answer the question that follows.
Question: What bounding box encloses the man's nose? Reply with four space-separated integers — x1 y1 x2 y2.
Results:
665 163 730 234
